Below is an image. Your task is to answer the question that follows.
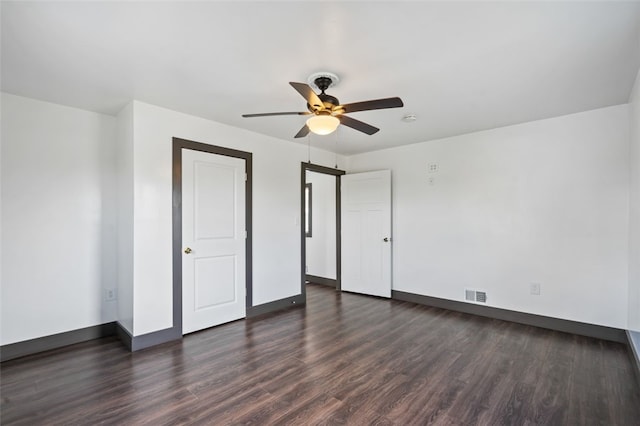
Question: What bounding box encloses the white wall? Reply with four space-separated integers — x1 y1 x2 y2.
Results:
2 91 632 344
1 93 117 345
629 69 640 332
116 102 134 334
347 105 630 328
306 170 337 280
128 101 346 336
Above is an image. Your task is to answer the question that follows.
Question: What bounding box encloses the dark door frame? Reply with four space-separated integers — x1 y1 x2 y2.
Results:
173 137 253 335
300 162 345 298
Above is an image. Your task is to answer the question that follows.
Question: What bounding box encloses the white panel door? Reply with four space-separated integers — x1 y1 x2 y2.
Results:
341 170 392 298
182 149 246 334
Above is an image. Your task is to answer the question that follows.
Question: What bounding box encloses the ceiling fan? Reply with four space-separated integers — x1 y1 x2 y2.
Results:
242 72 404 138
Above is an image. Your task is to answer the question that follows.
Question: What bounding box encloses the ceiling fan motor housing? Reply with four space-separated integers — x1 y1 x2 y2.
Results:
307 93 339 113
305 76 340 113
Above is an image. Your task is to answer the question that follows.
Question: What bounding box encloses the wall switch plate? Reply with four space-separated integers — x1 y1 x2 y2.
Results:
530 282 541 295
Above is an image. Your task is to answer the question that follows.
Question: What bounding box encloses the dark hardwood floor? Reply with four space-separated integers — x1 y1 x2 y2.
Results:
2 284 639 425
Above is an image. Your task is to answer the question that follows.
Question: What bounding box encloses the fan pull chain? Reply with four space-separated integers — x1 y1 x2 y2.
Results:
335 128 338 168
307 132 311 164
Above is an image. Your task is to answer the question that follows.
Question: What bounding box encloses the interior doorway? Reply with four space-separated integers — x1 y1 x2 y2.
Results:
305 170 337 286
300 163 345 298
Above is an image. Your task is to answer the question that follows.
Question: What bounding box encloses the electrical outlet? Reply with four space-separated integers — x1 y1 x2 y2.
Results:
105 288 117 301
428 163 439 173
530 282 541 296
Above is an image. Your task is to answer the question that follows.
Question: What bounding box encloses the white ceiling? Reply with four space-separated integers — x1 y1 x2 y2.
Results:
2 1 639 155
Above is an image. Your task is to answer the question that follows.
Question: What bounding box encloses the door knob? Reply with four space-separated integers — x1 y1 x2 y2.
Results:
383 237 390 242
184 247 192 254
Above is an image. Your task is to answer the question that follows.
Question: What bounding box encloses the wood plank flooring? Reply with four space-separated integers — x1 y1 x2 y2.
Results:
2 284 639 425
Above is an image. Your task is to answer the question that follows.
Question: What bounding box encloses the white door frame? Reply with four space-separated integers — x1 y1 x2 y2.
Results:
173 138 252 335
300 162 345 298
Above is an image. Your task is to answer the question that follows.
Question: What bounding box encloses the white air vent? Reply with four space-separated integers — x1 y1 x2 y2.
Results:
465 288 487 304
465 289 475 301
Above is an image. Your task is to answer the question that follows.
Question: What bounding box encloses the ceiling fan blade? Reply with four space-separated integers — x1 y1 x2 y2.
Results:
242 111 311 118
340 97 404 114
289 82 325 110
294 124 310 138
339 115 379 135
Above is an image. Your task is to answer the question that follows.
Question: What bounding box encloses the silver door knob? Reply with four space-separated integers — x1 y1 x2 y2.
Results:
184 247 192 254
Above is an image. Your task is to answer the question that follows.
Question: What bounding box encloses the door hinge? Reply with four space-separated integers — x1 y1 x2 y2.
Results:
245 173 248 182
244 230 247 239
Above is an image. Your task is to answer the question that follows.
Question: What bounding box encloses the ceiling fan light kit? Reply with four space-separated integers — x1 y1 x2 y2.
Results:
242 72 404 138
306 114 340 135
